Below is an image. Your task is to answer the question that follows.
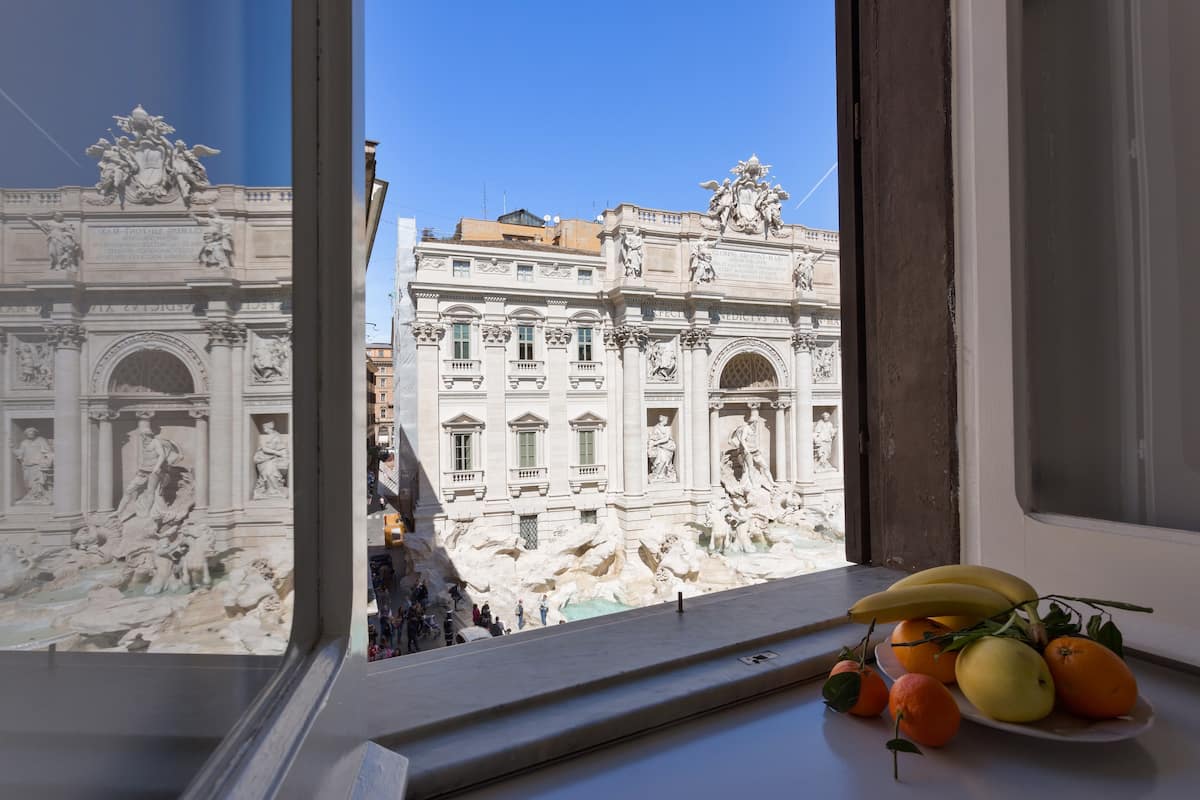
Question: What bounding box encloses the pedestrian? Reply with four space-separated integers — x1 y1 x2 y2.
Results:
412 576 429 608
539 594 549 626
444 611 455 647
480 603 492 629
406 606 422 654
472 603 481 627
516 598 525 630
448 582 462 610
378 611 393 651
489 617 503 637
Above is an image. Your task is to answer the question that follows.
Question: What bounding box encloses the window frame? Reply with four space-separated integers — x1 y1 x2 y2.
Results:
516 324 535 361
451 321 472 360
516 263 534 282
452 258 471 278
578 428 595 466
577 325 594 361
516 429 538 469
185 0 973 795
956 0 1199 664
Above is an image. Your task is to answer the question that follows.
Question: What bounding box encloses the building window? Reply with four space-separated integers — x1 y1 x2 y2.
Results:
452 259 470 278
578 429 595 466
452 432 473 472
578 268 593 286
517 430 537 468
517 264 534 282
517 325 535 361
452 322 471 359
519 515 538 549
577 327 593 361
580 509 597 525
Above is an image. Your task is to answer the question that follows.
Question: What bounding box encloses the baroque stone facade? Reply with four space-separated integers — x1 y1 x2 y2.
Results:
404 158 844 557
0 108 293 654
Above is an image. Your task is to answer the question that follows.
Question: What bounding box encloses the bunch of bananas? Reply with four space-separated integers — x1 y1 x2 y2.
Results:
848 565 1039 625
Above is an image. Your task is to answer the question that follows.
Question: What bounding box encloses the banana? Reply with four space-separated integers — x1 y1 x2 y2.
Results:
887 565 1038 608
848 582 1013 624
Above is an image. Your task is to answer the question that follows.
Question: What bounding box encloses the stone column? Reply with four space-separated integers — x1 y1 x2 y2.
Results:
46 323 86 518
545 326 572 496
681 327 711 494
481 323 511 503
89 408 119 512
603 327 622 494
189 407 210 509
708 397 724 487
205 321 246 515
772 398 792 482
615 325 647 499
412 321 445 517
792 332 816 484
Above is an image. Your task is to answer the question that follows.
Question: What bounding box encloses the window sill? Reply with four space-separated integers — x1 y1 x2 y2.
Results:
367 565 901 799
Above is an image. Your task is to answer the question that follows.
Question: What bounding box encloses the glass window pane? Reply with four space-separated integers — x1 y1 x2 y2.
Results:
1 2 294 656
1013 0 1200 531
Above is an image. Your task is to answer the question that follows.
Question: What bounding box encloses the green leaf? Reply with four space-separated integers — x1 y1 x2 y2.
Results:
836 646 857 662
822 671 862 713
1086 614 1104 642
1096 620 1125 659
886 738 924 755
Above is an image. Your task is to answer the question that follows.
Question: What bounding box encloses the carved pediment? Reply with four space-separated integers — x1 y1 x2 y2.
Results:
442 412 485 430
508 411 549 429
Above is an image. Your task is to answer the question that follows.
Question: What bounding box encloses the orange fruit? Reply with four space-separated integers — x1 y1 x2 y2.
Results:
1043 636 1138 719
891 619 958 683
829 659 890 717
889 672 961 746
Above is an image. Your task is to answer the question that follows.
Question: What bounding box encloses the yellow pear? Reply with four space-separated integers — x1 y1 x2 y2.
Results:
955 636 1055 722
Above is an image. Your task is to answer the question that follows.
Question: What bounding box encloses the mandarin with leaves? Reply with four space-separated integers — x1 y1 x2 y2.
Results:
829 659 890 717
1043 636 1138 719
891 618 958 683
888 672 961 747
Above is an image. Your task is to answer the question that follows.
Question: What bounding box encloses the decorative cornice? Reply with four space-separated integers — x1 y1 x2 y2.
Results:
544 326 572 347
43 322 86 349
679 326 711 349
411 321 445 344
612 325 648 350
87 407 119 421
481 324 511 345
791 332 817 352
204 320 248 347
771 398 793 410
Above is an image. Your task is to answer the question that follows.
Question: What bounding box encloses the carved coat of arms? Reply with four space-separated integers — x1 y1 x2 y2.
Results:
700 154 790 237
85 105 221 208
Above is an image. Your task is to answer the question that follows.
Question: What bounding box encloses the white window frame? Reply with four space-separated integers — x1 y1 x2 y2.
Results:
577 267 593 286
577 325 593 362
516 429 538 468
516 263 534 282
956 0 1198 664
451 321 472 360
452 431 473 472
516 324 536 361
452 258 471 278
577 428 595 466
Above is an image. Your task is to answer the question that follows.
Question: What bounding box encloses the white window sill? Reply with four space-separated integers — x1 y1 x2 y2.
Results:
453 656 1200 800
367 565 902 798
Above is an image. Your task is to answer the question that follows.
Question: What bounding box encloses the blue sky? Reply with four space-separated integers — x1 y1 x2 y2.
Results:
364 0 840 336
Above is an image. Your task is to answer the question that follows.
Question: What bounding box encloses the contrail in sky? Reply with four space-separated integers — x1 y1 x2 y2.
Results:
794 161 837 209
0 85 81 167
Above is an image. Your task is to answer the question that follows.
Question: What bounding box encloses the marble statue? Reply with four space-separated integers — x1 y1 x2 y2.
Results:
27 212 82 271
700 155 789 236
793 249 817 292
253 421 290 499
191 208 234 269
646 414 677 482
813 344 837 382
15 341 52 388
114 419 182 523
647 339 678 383
11 427 53 504
689 238 717 283
620 226 644 277
85 105 220 207
728 407 774 493
704 494 734 554
252 334 290 382
0 544 32 597
814 411 838 471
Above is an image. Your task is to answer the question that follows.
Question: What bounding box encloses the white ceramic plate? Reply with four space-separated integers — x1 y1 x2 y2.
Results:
874 640 1154 742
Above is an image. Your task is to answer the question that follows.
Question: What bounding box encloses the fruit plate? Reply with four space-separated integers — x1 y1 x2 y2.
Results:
874 642 1155 742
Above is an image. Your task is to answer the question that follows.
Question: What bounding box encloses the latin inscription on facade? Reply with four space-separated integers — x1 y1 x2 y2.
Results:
712 247 789 284
88 226 204 264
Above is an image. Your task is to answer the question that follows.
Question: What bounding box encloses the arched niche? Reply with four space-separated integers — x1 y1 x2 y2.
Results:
708 338 789 390
91 332 208 396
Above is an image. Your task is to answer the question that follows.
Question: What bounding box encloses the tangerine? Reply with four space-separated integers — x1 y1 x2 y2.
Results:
888 672 961 746
1042 636 1138 719
829 659 890 717
891 619 957 683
